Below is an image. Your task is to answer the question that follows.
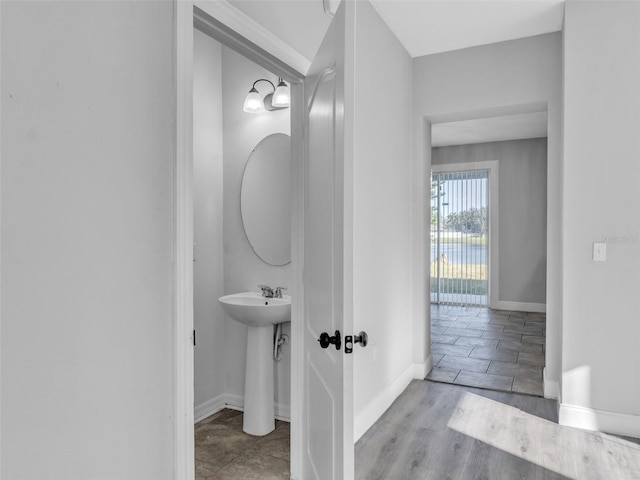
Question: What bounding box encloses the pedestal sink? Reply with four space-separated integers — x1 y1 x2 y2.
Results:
218 292 291 435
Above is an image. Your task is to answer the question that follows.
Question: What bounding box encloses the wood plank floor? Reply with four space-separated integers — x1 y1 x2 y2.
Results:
356 380 640 480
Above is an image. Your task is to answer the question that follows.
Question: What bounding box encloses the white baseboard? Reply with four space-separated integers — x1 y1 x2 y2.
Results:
354 363 418 442
415 355 432 379
492 301 546 313
543 368 559 400
194 394 227 423
275 402 291 421
195 393 291 424
559 403 640 438
223 393 245 412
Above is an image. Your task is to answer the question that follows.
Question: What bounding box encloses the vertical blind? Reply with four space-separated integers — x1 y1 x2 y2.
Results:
431 170 489 306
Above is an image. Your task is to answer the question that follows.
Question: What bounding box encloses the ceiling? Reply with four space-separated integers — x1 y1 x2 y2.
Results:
227 0 562 145
431 112 548 147
228 0 565 61
370 0 565 58
228 0 332 61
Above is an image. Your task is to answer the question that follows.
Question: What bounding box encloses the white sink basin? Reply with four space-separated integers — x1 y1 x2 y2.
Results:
218 291 292 436
218 292 291 327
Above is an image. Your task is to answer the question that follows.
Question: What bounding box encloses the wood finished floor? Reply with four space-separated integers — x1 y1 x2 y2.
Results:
195 409 289 480
356 380 640 480
429 304 545 396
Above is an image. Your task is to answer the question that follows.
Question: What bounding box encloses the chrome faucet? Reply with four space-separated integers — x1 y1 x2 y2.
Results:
274 286 287 298
258 284 274 298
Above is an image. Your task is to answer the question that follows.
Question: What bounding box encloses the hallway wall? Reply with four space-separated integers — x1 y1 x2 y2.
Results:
433 138 548 308
352 1 415 440
561 0 640 437
1 2 175 478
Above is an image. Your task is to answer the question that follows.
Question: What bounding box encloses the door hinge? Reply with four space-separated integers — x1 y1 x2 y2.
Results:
193 329 196 346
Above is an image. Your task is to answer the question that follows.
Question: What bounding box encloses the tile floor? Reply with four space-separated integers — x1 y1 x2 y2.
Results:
427 304 545 396
195 409 290 480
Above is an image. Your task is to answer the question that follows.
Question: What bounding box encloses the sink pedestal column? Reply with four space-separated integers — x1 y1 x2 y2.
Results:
243 325 275 436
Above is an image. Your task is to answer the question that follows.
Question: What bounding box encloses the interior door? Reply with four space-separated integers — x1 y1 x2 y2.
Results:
302 1 354 479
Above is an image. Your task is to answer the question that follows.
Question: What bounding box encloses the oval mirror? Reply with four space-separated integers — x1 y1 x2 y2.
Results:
241 133 291 266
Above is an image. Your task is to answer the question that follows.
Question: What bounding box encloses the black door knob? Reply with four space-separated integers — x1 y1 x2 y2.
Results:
318 330 341 350
354 331 368 347
345 331 368 353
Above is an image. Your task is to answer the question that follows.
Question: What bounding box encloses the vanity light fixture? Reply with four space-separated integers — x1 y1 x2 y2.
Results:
271 78 290 107
243 78 290 113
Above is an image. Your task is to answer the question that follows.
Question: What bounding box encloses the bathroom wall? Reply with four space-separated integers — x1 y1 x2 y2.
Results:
432 138 548 307
413 32 562 396
192 35 292 417
221 47 292 415
193 29 226 414
1 2 175 478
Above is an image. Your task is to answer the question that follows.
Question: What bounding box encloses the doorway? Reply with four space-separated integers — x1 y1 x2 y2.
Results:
192 24 293 479
427 134 547 397
431 169 489 307
175 4 307 479
431 160 499 309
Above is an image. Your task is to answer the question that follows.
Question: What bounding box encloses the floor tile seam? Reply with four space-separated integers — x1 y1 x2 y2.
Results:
516 351 545 367
495 344 544 355
504 327 545 333
444 357 491 375
458 362 491 376
263 452 291 464
236 444 291 462
460 369 513 380
451 368 463 384
195 458 222 471
488 357 543 369
196 432 260 458
428 378 544 398
512 372 544 382
489 364 544 380
453 371 516 392
494 374 543 384
197 454 240 471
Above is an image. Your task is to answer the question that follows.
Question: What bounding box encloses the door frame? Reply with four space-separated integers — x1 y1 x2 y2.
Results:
174 2 307 478
430 161 499 309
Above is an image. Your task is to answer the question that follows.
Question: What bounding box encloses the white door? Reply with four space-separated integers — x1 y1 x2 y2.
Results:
301 1 354 479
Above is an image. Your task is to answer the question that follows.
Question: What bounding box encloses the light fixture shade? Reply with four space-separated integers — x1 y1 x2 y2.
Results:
243 88 264 113
271 79 290 108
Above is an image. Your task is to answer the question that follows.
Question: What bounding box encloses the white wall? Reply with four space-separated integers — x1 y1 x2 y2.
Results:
221 47 292 413
193 29 226 413
433 138 548 307
1 2 175 478
560 1 640 436
352 1 415 440
413 33 563 395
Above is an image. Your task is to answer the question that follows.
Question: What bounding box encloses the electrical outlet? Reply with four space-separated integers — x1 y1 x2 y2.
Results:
593 242 607 261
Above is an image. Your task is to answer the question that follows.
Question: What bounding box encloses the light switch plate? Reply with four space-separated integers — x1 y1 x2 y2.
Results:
593 242 607 261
